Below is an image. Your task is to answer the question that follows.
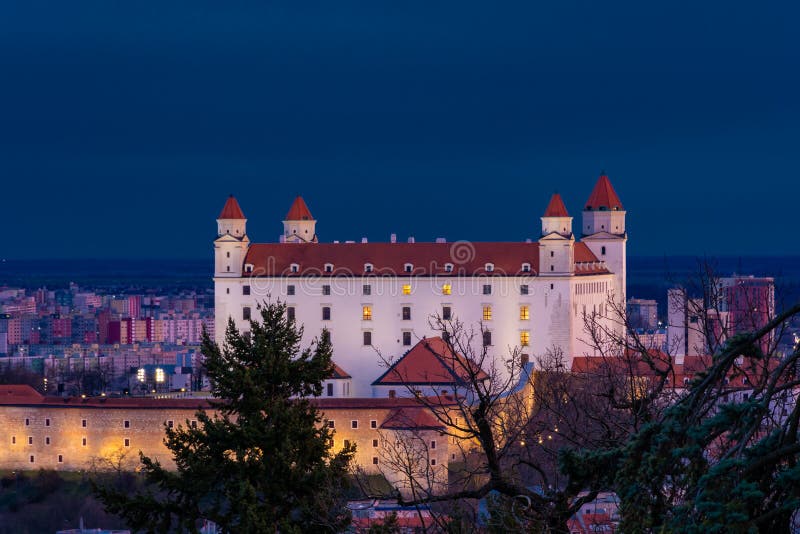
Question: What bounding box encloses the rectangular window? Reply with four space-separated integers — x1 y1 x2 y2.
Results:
370 420 377 429
442 306 452 320
363 284 371 295
168 420 174 428
82 437 87 446
344 440 351 448
327 383 334 397
58 455 63 463
322 285 331 296
242 285 251 295
45 437 50 445
520 331 530 346
287 285 296 296
351 420 358 429
328 420 335 428
124 420 130 429
483 306 492 321
520 285 529 295
45 418 50 427
402 331 412 346
431 440 436 449
483 284 492 295
28 436 33 445
287 306 296 321
362 306 372 321
82 419 87 428
29 455 34 463
483 331 492 346
373 439 379 447
431 459 437 466
402 284 411 295
520 305 530 320
442 283 452 295
11 436 15 444
322 306 331 321
243 307 251 320
124 438 130 447
25 418 29 426
363 331 372 346
402 306 411 320
191 420 198 429
373 457 379 465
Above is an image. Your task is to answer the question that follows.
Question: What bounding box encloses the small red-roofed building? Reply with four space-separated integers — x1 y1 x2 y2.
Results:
371 336 489 398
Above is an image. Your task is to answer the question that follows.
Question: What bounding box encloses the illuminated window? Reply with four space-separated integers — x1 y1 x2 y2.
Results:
402 284 412 295
137 368 146 382
520 306 530 320
442 284 452 295
155 368 165 383
483 306 492 321
520 331 530 346
362 306 372 321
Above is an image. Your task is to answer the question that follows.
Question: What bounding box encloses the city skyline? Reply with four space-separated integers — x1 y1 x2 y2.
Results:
1 2 798 259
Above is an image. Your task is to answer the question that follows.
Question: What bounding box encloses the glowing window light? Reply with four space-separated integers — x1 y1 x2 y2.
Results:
137 368 145 382
442 284 452 295
155 368 165 383
402 284 412 295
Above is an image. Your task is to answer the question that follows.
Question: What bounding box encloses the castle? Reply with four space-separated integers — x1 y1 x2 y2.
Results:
214 173 627 396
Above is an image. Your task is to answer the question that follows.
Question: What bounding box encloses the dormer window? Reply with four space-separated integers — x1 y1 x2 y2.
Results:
521 263 531 273
364 263 374 273
290 263 299 273
444 263 454 273
324 263 334 273
404 263 413 273
485 263 494 272
244 264 254 273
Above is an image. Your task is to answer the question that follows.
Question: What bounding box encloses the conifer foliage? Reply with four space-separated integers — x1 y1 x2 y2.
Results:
95 301 355 533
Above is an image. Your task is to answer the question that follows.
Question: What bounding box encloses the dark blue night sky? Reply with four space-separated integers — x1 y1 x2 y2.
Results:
0 2 797 259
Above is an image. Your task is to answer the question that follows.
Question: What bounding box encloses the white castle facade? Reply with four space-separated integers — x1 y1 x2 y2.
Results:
213 174 627 397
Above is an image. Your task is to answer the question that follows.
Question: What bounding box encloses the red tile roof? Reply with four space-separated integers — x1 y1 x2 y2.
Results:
380 407 445 430
243 241 608 277
0 385 43 401
218 195 246 219
585 173 624 211
372 337 489 386
330 362 352 379
285 196 315 221
543 193 570 217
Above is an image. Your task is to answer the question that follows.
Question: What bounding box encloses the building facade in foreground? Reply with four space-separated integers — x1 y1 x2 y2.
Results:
214 174 627 396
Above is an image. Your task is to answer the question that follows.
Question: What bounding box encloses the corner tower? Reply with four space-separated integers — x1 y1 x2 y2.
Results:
283 196 318 243
582 172 627 303
539 193 575 275
214 195 250 278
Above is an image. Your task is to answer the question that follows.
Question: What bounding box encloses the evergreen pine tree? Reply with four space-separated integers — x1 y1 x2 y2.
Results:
95 301 355 533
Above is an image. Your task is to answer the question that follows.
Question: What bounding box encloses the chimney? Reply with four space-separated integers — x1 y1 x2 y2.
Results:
408 236 415 243
390 233 397 243
361 237 368 243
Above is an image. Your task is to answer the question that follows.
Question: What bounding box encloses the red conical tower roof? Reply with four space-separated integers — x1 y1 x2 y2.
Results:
285 196 315 221
543 193 570 217
585 172 623 211
218 195 246 219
